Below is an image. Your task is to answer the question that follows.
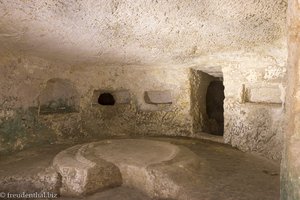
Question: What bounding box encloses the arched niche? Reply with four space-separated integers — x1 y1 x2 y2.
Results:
38 78 80 114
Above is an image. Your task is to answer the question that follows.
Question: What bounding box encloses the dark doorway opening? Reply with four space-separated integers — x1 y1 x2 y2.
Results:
206 81 225 136
98 93 115 105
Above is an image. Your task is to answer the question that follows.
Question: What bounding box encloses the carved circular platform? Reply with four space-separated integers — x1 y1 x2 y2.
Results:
52 139 201 199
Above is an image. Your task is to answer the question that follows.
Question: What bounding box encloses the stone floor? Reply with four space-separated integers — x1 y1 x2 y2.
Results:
0 137 279 200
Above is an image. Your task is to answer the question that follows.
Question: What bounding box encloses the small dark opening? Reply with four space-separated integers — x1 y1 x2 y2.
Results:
98 93 115 105
206 81 225 136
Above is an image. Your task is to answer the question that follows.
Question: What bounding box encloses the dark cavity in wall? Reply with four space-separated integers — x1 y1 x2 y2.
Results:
206 81 225 136
190 69 224 136
98 93 116 105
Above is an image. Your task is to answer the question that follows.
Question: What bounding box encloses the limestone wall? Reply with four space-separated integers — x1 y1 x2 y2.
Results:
0 51 287 161
0 50 288 163
223 58 286 160
190 69 221 134
0 54 192 154
281 0 300 198
0 0 287 65
0 0 288 160
190 45 287 160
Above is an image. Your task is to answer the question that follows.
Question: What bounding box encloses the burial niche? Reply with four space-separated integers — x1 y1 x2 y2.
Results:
98 93 116 105
38 78 80 114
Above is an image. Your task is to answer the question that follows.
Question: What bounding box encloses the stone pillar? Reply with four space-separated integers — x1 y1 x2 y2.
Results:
281 0 300 199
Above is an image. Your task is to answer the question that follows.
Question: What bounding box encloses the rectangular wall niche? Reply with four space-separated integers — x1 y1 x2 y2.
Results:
144 90 173 104
241 85 282 104
92 90 131 105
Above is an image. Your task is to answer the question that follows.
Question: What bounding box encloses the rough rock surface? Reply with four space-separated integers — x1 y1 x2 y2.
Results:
281 0 300 199
0 138 280 200
0 0 287 65
0 144 65 194
53 144 122 196
0 0 287 161
0 62 192 153
144 90 173 104
59 187 153 200
190 69 220 134
38 78 80 114
221 55 286 160
224 100 283 160
53 139 202 199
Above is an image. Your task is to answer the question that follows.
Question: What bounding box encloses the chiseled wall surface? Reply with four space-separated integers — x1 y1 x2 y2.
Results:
190 69 219 134
281 0 300 199
223 55 286 160
0 0 288 160
0 51 287 160
0 54 192 154
191 47 287 160
0 0 287 65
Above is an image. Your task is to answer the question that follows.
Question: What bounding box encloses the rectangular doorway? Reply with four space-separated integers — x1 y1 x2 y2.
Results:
190 69 225 136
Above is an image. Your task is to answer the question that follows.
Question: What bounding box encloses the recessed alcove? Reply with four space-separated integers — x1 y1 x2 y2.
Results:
144 90 173 105
190 68 225 136
92 90 131 106
38 78 80 114
98 93 116 105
